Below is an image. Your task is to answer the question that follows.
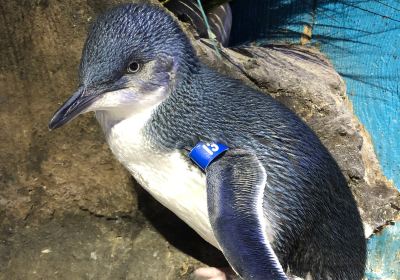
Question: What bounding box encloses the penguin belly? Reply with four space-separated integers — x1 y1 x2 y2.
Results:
97 111 219 248
128 151 218 248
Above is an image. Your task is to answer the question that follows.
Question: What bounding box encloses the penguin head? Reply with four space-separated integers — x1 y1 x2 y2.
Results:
49 3 196 129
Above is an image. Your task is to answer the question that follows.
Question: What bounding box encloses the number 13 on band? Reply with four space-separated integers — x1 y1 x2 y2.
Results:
189 141 229 171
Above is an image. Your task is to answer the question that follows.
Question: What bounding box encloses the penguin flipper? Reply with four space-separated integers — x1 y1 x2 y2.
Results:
206 149 288 280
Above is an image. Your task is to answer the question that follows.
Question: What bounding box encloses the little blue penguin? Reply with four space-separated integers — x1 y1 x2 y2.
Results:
49 3 366 280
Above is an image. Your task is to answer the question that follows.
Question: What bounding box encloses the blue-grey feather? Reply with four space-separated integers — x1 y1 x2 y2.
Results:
78 3 366 279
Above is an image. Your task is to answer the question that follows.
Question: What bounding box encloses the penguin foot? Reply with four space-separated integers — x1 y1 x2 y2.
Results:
192 267 239 280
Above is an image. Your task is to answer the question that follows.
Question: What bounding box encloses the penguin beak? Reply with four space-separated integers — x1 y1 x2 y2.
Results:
49 86 101 130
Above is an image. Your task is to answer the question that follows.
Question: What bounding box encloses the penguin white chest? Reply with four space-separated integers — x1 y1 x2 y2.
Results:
97 111 218 248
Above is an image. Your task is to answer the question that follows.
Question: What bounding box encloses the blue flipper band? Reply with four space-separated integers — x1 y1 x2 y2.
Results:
189 141 229 171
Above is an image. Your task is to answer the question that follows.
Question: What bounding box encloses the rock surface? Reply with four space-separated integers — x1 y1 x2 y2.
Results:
0 1 398 279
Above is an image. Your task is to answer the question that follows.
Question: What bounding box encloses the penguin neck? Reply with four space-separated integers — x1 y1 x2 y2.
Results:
144 63 210 150
95 107 149 134
96 62 219 152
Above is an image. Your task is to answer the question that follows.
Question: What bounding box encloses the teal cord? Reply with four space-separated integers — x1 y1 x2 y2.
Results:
196 0 221 58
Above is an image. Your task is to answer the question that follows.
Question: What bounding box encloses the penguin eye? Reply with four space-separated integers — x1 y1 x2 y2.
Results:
127 62 141 73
